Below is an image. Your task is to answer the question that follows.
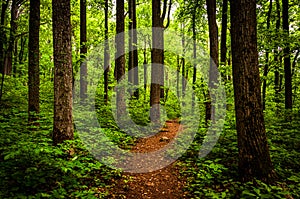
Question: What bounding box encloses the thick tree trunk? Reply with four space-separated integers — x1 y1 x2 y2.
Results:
116 0 126 118
80 0 87 101
282 0 292 109
104 0 110 103
52 0 74 145
230 0 276 183
28 0 40 123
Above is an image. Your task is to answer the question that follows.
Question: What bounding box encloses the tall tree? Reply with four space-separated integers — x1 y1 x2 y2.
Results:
80 0 87 101
220 0 228 65
206 0 218 123
52 0 74 145
150 0 164 122
128 0 138 98
104 0 110 103
5 0 19 75
150 0 171 122
282 0 292 109
231 0 277 182
274 0 281 100
262 0 273 110
0 0 9 101
116 0 126 118
28 0 40 123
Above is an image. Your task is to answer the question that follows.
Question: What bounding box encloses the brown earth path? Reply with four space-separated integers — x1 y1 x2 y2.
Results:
107 119 189 199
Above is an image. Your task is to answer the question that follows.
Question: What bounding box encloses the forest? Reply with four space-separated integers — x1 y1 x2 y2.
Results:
0 0 299 198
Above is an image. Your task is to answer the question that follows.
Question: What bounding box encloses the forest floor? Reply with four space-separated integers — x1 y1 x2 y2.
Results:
107 119 189 199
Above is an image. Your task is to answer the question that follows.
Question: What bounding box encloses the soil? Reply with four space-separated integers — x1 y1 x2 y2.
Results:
107 119 189 199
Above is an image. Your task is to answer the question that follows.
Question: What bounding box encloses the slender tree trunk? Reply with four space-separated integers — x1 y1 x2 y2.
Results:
192 9 197 109
0 0 9 76
143 39 147 93
176 55 180 98
116 0 126 118
262 0 272 110
5 0 18 75
230 0 276 183
274 0 281 102
28 0 40 123
181 23 185 97
104 0 110 103
282 0 292 109
0 0 9 101
128 0 139 98
150 0 164 123
80 0 87 101
220 0 227 65
206 0 218 123
52 0 74 145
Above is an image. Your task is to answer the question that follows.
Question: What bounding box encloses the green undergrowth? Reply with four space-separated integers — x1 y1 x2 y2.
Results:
0 109 123 198
179 107 300 198
1 77 300 198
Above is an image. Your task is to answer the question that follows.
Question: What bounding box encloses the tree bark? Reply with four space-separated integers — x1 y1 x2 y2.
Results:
52 0 74 145
5 0 19 75
220 0 227 65
128 0 138 98
116 0 126 118
0 0 9 79
282 0 292 109
80 0 87 101
206 0 218 123
28 0 40 123
230 0 276 183
274 0 281 102
262 0 272 110
150 0 164 123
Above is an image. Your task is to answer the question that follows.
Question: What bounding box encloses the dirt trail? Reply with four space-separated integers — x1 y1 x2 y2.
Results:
108 119 188 199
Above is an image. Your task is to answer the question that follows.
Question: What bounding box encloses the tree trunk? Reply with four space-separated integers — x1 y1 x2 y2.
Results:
282 0 292 109
104 0 110 103
128 0 139 98
28 0 40 123
181 23 185 97
80 0 87 101
274 0 281 99
0 0 9 78
52 0 74 145
230 0 276 183
192 9 197 109
220 0 227 65
143 39 147 94
150 0 164 123
274 0 281 103
206 0 218 123
5 0 18 75
262 0 272 110
116 0 126 118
